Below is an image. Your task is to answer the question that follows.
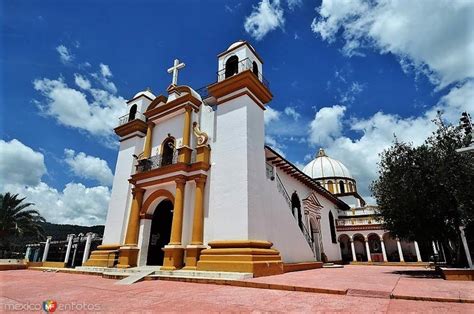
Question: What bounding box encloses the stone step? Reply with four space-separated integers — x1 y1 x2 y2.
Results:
323 263 344 268
115 270 155 285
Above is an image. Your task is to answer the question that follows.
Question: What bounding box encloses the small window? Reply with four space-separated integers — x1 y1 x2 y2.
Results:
329 212 337 243
225 56 239 78
252 61 258 77
327 181 334 193
128 104 137 122
339 181 345 193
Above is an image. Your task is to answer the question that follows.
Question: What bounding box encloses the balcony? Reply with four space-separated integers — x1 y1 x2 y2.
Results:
217 57 270 89
135 150 197 173
118 111 146 127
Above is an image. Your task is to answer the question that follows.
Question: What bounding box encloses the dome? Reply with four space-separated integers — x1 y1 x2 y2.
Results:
302 148 353 180
133 88 156 100
227 40 255 51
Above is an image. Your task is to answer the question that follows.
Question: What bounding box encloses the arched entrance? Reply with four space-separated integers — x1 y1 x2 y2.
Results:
383 233 400 262
353 234 367 261
368 233 382 262
147 199 173 265
338 234 352 263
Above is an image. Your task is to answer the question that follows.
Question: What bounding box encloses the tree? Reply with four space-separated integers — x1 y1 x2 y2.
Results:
0 193 46 257
371 116 474 265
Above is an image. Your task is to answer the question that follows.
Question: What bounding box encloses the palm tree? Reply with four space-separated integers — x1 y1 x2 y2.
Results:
0 193 46 255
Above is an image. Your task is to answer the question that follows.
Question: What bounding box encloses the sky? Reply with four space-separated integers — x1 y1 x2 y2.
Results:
1 0 473 225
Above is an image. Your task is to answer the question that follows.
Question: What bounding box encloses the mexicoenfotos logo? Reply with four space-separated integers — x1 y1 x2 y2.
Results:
42 300 58 313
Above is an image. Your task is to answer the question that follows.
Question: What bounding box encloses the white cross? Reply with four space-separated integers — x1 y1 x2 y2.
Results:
167 59 185 86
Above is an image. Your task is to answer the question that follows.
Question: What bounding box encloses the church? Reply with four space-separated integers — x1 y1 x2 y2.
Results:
84 41 429 277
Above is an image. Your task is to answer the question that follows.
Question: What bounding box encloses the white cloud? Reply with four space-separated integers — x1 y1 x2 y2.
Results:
287 0 302 11
33 72 126 145
265 135 286 157
64 149 114 186
0 139 110 225
284 106 301 120
74 74 91 90
0 139 46 187
311 0 474 88
308 105 346 145
100 63 112 78
264 106 281 124
56 45 73 64
244 0 285 41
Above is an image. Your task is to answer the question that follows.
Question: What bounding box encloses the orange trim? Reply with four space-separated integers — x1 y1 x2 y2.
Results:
145 93 201 118
114 119 147 137
208 70 272 105
131 161 211 183
141 189 175 216
119 133 145 142
146 95 168 111
217 90 265 110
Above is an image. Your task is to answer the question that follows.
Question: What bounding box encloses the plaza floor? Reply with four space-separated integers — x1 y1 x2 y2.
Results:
1 266 473 313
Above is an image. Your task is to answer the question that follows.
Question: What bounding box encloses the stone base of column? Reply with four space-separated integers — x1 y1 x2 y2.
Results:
117 246 139 268
183 245 207 270
161 245 185 270
178 146 193 163
83 244 121 268
196 240 284 277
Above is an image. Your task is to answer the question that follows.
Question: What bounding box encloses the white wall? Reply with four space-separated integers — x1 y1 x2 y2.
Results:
205 96 250 242
151 113 184 155
102 136 144 245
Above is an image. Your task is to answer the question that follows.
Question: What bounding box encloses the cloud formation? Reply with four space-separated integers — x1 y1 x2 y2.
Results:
64 149 114 186
244 0 285 40
56 45 73 64
0 139 110 226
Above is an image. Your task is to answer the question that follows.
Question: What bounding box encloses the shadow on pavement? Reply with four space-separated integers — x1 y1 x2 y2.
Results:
391 270 441 279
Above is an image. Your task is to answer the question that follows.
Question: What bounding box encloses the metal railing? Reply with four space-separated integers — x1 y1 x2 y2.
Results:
336 217 382 226
275 173 316 257
217 58 270 88
136 151 179 173
118 111 146 126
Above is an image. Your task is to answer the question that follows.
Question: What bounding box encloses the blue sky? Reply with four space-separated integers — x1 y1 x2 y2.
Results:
1 0 472 225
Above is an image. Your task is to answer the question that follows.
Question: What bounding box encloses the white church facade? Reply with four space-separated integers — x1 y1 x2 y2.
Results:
85 41 430 276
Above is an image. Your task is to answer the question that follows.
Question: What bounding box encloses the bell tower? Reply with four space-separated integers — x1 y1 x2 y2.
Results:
205 41 273 241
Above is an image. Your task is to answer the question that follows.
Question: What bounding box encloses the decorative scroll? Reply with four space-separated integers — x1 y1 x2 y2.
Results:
193 122 209 146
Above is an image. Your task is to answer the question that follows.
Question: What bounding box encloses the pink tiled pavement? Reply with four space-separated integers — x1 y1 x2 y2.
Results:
247 265 474 302
1 269 474 313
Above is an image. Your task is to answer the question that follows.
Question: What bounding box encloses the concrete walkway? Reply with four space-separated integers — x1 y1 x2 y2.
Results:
1 267 474 312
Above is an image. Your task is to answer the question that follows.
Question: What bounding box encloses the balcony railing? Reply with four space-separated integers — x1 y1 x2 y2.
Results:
336 217 382 226
135 149 197 173
217 58 270 88
118 111 146 126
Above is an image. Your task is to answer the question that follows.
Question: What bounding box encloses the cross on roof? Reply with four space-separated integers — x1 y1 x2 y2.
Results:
167 59 185 86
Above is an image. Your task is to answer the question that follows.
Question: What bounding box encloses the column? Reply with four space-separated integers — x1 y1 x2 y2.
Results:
25 246 31 262
118 187 145 268
124 188 145 246
459 226 473 268
191 176 206 245
33 247 39 262
380 236 388 262
42 236 52 262
414 241 422 262
185 176 207 270
178 106 193 163
64 234 74 264
143 122 155 159
396 238 405 262
350 239 357 262
169 178 186 245
365 237 372 262
162 177 187 270
82 233 93 265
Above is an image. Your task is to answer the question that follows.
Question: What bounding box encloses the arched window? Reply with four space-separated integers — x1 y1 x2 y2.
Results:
128 104 137 122
329 211 337 243
327 181 334 193
339 180 345 193
252 61 258 77
348 182 353 192
225 56 239 78
161 137 175 166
